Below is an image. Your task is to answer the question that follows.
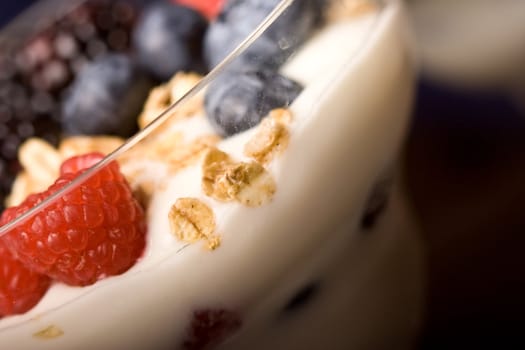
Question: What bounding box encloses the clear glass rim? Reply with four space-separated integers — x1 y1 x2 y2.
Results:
0 0 388 235
0 0 299 236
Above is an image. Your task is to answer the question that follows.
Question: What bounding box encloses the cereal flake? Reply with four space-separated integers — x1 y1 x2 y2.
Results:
169 198 220 249
138 72 204 130
202 148 276 206
33 325 64 339
244 110 290 164
58 135 124 159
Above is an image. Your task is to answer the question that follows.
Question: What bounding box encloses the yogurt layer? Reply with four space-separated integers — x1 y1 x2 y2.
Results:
0 1 421 349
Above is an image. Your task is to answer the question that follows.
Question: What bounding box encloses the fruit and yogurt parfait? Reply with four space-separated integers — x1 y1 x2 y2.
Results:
0 0 423 349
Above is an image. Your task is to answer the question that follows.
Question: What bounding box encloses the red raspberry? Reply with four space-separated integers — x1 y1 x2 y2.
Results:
174 0 225 19
59 151 103 175
182 309 242 350
0 240 51 317
0 153 147 286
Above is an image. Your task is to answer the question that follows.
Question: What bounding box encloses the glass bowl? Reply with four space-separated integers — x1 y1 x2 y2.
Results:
0 1 423 349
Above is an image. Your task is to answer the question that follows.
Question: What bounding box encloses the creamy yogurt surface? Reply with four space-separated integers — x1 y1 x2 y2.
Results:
0 1 421 349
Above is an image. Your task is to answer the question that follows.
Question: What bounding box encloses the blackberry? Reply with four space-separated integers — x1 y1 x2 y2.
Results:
0 0 140 211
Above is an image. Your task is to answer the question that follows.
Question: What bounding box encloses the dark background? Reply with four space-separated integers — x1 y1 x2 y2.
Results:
0 1 36 25
406 80 525 348
2 1 525 348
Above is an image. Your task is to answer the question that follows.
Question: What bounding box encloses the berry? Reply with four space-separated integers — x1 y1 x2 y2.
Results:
62 54 152 137
182 309 242 350
59 150 104 175
133 2 208 81
205 66 302 136
203 0 320 70
0 153 147 286
0 240 51 317
173 0 226 20
0 0 140 210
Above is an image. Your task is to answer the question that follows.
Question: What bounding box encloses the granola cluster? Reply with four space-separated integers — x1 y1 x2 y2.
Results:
168 198 220 250
138 72 205 131
6 70 294 252
7 136 124 207
244 108 291 165
202 147 276 207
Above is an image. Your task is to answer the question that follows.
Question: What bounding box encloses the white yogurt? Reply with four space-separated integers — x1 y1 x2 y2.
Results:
0 1 422 349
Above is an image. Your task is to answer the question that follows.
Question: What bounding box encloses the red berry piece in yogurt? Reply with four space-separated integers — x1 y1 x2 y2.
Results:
182 308 242 350
0 153 146 286
0 240 51 317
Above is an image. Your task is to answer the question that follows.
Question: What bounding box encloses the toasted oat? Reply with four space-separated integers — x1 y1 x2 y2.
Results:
19 138 61 189
33 325 64 339
169 72 204 116
138 85 171 129
6 136 125 207
138 72 204 130
6 172 33 207
121 130 185 162
119 132 219 177
169 198 220 249
326 0 377 22
58 135 124 159
7 138 60 206
244 112 290 164
205 235 221 251
232 164 276 207
166 135 221 173
202 147 276 206
268 108 293 125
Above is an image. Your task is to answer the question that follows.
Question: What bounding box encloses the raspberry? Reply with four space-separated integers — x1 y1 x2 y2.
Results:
0 240 51 317
0 153 147 286
182 309 242 350
59 151 105 175
174 0 225 19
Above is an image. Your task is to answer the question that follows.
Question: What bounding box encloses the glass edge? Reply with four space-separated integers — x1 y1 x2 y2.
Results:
0 0 297 236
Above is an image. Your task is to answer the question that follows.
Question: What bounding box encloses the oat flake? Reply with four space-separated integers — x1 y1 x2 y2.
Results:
169 198 220 249
33 325 64 339
202 148 276 206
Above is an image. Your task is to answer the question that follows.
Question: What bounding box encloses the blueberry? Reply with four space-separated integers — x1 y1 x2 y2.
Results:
204 0 320 70
204 66 303 136
133 2 208 81
283 282 320 313
62 54 152 137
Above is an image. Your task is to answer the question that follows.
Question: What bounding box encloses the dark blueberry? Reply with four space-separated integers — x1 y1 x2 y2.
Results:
360 177 392 230
204 66 303 136
132 2 208 81
283 282 320 313
61 54 152 137
204 0 320 70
